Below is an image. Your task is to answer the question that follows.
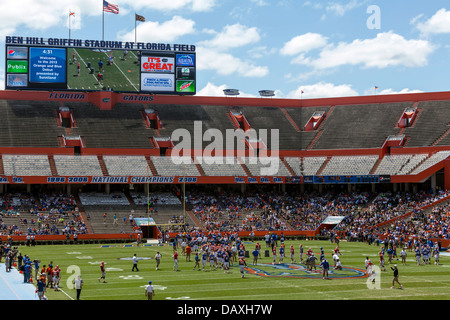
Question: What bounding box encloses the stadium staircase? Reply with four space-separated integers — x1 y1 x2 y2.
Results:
280 107 301 132
316 156 331 175
281 158 296 176
193 156 206 176
47 155 58 176
97 155 109 176
431 126 450 147
145 155 158 176
369 157 383 175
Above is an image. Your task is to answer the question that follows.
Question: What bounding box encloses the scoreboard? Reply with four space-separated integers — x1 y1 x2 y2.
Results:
5 36 196 95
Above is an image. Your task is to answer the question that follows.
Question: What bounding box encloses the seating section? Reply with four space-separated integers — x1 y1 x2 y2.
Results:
403 101 450 147
311 103 408 150
374 154 413 175
243 157 291 176
79 192 130 206
2 154 52 176
397 154 429 175
410 151 450 175
0 100 64 148
197 156 247 176
284 157 327 176
151 156 200 176
321 155 379 175
103 155 150 176
130 192 182 206
54 155 103 176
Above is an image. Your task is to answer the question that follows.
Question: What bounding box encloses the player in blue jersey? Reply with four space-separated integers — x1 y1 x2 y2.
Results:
319 258 330 279
201 251 208 271
434 245 440 265
320 247 325 262
252 248 259 265
193 253 200 271
209 251 216 271
415 246 422 266
223 252 230 273
279 245 285 263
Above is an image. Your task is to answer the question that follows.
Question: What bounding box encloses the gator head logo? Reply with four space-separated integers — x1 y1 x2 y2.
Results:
244 263 367 279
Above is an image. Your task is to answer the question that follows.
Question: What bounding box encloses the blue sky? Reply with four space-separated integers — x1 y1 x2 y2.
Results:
1 0 450 99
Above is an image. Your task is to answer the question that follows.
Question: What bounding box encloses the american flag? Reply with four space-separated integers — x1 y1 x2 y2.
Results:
103 0 119 14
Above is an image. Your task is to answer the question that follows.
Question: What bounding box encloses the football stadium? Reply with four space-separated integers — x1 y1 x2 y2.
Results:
2 35 450 306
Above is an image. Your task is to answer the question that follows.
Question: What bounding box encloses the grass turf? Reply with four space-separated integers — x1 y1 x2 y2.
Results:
11 239 450 300
67 48 140 92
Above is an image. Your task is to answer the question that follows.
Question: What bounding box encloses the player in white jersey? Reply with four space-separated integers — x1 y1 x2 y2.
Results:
365 257 375 283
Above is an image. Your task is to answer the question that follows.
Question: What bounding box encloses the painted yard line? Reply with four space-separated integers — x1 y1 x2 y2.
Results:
59 287 74 300
74 48 99 83
103 52 138 91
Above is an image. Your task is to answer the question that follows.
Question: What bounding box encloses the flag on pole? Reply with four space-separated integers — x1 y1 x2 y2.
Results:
375 86 379 90
103 0 119 14
69 11 75 17
135 14 145 22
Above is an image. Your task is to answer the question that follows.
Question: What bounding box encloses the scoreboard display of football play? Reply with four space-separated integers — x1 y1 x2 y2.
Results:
5 36 196 95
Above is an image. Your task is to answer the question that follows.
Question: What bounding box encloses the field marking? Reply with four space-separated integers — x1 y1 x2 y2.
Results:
74 49 100 84
103 52 138 91
59 288 74 300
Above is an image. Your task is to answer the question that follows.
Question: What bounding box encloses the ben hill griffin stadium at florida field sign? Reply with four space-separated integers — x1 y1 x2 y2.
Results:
5 35 196 95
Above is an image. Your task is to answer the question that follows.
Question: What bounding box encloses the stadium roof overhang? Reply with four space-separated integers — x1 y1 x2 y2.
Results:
4 88 450 110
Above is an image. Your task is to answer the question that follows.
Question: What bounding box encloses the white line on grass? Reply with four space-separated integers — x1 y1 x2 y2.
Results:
59 288 74 300
103 52 138 91
74 49 100 84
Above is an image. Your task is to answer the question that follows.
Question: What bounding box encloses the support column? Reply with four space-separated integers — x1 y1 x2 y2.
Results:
445 159 450 190
431 173 437 194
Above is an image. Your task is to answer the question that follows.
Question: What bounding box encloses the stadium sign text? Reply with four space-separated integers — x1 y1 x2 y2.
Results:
6 36 195 52
48 92 86 100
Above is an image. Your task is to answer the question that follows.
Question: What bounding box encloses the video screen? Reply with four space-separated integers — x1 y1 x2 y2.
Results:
5 43 196 94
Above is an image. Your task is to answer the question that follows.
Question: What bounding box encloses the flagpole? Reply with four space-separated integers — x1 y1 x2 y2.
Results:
69 10 71 40
102 0 104 41
135 13 137 45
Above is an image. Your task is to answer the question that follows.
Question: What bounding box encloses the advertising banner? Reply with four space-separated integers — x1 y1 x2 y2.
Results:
141 73 175 92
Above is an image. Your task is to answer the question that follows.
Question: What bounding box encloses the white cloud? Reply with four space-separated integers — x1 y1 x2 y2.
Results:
0 73 4 90
416 8 450 36
287 81 358 99
196 46 269 78
304 0 366 18
117 16 195 43
197 82 255 97
195 23 268 78
280 33 328 56
0 0 214 37
325 0 365 17
301 32 435 70
119 0 217 12
370 88 423 95
0 0 99 36
197 24 261 50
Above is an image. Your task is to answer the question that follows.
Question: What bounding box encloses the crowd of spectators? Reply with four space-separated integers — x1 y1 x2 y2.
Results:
0 193 87 237
1 188 449 243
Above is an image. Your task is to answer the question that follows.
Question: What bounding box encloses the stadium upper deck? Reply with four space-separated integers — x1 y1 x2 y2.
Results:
0 89 450 189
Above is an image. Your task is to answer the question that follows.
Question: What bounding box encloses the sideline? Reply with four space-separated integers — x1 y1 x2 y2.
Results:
0 263 38 300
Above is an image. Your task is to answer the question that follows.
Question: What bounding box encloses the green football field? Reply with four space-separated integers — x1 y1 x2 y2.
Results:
67 48 140 92
10 239 450 301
